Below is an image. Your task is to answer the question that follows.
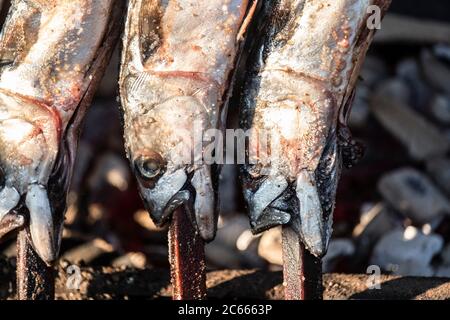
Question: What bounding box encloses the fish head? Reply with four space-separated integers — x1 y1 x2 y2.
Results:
0 94 65 265
126 93 217 241
241 75 343 257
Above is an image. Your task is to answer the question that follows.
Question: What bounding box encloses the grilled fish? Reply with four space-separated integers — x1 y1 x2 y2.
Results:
0 0 123 264
239 0 391 257
119 0 257 240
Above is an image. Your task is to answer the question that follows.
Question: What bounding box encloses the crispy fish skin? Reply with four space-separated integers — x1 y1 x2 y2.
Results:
240 0 391 257
0 0 123 264
120 0 255 241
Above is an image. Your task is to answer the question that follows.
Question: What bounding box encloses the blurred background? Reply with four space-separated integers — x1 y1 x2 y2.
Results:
1 0 450 281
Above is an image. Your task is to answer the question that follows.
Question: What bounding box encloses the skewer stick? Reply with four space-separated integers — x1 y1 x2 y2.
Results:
282 225 322 300
169 207 207 300
16 229 54 300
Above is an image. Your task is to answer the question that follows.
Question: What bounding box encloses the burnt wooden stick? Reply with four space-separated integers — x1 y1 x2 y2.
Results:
169 207 207 300
16 230 55 300
282 226 323 300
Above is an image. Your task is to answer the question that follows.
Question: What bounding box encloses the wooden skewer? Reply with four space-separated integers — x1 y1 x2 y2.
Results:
169 207 207 300
16 229 55 300
282 225 323 300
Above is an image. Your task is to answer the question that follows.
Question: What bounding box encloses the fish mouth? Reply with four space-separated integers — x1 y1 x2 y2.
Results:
139 166 217 241
247 175 292 233
144 188 192 228
246 170 331 258
0 183 62 265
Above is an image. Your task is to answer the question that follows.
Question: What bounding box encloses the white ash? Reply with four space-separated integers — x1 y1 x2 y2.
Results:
88 153 131 192
353 202 401 249
370 227 443 277
396 58 432 108
61 239 114 265
375 78 411 104
374 14 450 45
258 228 355 274
258 227 282 266
378 168 450 225
206 215 263 269
430 95 450 125
371 94 449 160
112 252 147 269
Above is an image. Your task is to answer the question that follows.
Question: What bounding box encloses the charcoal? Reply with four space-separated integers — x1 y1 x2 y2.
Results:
370 227 443 276
378 168 450 224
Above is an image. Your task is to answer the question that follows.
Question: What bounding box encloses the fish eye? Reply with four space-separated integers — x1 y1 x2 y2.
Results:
134 154 165 181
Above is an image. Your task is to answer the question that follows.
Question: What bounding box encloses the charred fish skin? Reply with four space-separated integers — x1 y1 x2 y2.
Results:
239 0 391 257
120 0 256 241
0 0 123 264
